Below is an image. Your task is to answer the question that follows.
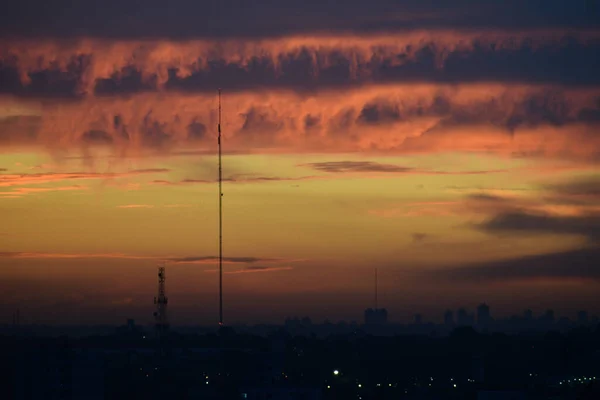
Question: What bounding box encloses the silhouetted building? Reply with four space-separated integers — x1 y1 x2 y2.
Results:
577 310 588 325
414 314 422 325
523 309 533 321
444 309 454 327
477 303 491 331
364 308 388 325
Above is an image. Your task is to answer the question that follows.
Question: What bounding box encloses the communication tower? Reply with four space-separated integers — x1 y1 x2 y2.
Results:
153 264 169 335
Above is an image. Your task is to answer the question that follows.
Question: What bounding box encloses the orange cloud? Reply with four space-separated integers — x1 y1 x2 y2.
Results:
2 83 599 161
0 169 169 188
0 185 86 198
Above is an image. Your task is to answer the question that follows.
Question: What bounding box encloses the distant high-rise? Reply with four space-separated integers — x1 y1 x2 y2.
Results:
414 314 422 325
523 309 533 321
577 310 588 325
444 310 454 327
477 303 491 330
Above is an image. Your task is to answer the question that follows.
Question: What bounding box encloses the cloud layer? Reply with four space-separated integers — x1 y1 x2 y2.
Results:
1 31 600 99
2 84 600 161
437 247 600 283
1 0 598 39
467 176 600 242
0 6 598 162
0 251 292 265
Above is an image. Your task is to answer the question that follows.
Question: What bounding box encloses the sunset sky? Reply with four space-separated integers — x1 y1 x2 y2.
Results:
1 0 599 325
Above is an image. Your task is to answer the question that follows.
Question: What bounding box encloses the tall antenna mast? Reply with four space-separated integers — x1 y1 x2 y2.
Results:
154 263 169 336
218 88 223 327
375 268 378 309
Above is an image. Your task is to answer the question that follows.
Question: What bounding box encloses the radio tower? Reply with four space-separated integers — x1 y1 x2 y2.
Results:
154 264 169 335
218 88 224 327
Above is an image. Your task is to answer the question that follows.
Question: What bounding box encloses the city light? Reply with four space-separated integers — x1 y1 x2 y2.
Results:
333 370 339 376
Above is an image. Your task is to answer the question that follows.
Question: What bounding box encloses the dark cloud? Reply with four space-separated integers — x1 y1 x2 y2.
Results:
472 176 600 242
0 0 598 39
187 121 207 140
305 161 413 173
94 68 157 97
436 247 600 283
304 114 321 130
0 252 285 266
547 176 600 198
1 40 600 99
99 43 600 90
81 130 113 144
412 233 429 242
159 175 315 185
303 161 507 175
166 256 272 264
239 107 283 136
479 212 600 242
0 62 84 99
422 90 596 135
358 102 402 124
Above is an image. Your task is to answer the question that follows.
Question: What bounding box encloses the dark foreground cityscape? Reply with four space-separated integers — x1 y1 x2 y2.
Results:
2 304 600 400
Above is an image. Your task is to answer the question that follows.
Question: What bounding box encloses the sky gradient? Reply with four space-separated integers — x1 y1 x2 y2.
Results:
1 0 600 325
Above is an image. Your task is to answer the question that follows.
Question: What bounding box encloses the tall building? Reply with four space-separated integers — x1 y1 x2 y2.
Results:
477 303 491 331
577 310 588 325
414 314 422 325
444 310 454 327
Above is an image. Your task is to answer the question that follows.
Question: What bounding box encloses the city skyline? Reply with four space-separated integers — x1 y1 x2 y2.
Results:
1 0 600 325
